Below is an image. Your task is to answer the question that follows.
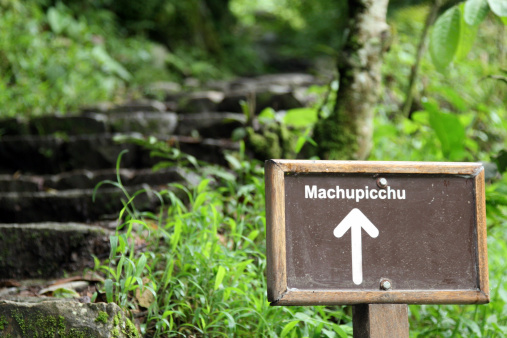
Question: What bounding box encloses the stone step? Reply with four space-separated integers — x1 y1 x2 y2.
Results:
144 73 321 113
0 112 178 136
0 133 237 174
0 167 199 192
0 111 245 138
175 112 245 138
0 223 111 279
0 185 165 223
174 86 307 114
80 99 166 113
0 299 139 337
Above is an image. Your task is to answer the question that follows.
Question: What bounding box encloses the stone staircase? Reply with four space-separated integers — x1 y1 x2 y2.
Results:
0 72 320 281
0 73 320 336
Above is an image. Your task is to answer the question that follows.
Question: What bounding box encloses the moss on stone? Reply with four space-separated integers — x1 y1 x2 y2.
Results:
0 314 8 330
245 127 282 159
58 315 66 336
6 308 94 338
95 311 109 324
67 328 88 338
112 327 120 337
122 318 140 338
34 312 58 337
114 313 120 327
312 109 359 160
11 310 26 336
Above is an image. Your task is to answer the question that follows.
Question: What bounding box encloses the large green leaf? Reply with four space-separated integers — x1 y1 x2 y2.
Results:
456 5 479 61
464 0 490 25
430 6 461 71
425 102 466 160
283 108 318 127
488 0 507 16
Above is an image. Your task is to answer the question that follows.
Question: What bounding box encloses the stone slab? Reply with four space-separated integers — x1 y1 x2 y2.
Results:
0 185 163 223
0 223 110 279
176 112 245 138
109 112 178 135
0 299 139 337
0 133 235 174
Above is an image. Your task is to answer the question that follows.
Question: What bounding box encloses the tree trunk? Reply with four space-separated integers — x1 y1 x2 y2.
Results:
313 0 390 160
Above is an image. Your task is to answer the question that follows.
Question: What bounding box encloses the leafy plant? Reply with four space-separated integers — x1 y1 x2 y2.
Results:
429 0 507 71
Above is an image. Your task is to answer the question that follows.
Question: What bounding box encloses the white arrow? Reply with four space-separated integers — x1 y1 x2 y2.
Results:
333 208 379 285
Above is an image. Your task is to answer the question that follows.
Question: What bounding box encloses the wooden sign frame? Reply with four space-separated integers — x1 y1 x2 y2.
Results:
265 160 489 306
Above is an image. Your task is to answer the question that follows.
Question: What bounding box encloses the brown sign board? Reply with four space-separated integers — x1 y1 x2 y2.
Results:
265 160 489 306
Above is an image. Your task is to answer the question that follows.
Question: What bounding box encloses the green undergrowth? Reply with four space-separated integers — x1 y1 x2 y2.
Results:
92 135 507 337
92 145 352 337
85 2 506 337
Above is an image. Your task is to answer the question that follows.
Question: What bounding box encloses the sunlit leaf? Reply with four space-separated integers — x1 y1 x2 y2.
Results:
52 287 80 298
284 108 318 127
280 320 300 337
47 7 65 34
214 266 226 290
109 235 118 260
488 0 507 16
456 5 479 61
462 318 482 336
430 6 461 71
464 0 490 25
105 279 114 303
134 254 147 278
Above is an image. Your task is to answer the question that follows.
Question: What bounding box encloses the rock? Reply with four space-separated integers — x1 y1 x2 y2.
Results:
139 137 239 168
0 135 67 174
29 115 108 135
109 112 178 136
80 102 115 114
43 167 192 191
0 299 140 337
218 86 302 114
0 223 110 279
176 113 245 138
128 167 201 188
255 85 302 113
177 91 225 113
0 185 161 223
0 175 42 192
255 73 317 87
204 79 230 92
63 134 139 172
216 92 248 113
183 77 200 89
44 170 123 191
227 73 317 93
0 117 30 136
106 100 166 113
144 81 182 100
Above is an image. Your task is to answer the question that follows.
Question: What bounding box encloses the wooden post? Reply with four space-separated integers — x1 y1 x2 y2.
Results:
353 304 409 338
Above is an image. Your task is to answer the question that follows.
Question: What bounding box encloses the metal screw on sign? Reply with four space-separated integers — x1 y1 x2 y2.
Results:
380 279 392 291
377 177 388 189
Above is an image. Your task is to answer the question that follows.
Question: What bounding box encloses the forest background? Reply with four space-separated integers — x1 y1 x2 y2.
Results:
1 0 507 336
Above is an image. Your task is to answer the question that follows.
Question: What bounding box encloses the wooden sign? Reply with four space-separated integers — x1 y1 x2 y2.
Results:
265 160 489 305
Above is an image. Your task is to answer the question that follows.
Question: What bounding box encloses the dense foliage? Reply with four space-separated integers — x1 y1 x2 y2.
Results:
1 0 507 336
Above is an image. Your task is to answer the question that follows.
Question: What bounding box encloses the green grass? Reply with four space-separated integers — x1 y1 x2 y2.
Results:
93 137 507 337
93 11 506 337
93 146 353 337
76 2 507 337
